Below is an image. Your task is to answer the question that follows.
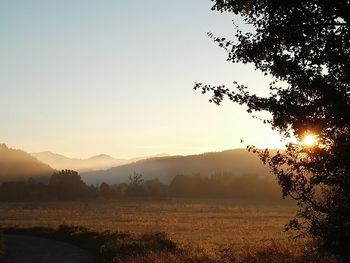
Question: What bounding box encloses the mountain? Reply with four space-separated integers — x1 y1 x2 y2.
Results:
31 152 169 172
81 149 272 185
0 144 54 182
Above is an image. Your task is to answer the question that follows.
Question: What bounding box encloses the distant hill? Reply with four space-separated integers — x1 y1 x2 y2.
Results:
31 151 169 172
0 144 54 182
81 149 273 185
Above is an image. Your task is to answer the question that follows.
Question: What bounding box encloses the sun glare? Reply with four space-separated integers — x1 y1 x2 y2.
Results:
302 134 317 146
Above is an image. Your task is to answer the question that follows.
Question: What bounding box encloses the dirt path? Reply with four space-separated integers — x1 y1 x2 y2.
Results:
2 234 94 263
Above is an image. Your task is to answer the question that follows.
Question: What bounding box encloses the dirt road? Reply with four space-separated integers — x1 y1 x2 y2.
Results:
2 234 94 263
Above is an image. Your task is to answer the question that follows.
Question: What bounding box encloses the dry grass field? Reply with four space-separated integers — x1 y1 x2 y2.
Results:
0 199 298 250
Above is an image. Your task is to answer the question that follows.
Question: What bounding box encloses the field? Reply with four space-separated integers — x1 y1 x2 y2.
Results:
0 199 298 250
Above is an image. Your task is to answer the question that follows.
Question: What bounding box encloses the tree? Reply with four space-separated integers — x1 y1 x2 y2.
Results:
99 182 111 199
125 172 145 198
195 0 350 260
128 172 144 186
49 170 90 200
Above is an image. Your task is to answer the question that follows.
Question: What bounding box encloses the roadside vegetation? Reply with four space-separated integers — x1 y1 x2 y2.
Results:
0 235 4 260
0 199 337 263
2 225 337 263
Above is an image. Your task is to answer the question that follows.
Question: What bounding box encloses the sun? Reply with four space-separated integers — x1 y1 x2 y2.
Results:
302 134 317 146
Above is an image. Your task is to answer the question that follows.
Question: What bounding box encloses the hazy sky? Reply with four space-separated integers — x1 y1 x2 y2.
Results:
0 0 284 158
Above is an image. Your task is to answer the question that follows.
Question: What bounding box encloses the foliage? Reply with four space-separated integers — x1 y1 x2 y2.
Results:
1 225 337 263
128 172 144 186
3 225 177 263
100 182 111 198
169 173 281 200
125 172 146 198
0 171 167 201
0 171 283 201
0 236 4 260
195 0 350 260
0 170 98 201
49 170 97 200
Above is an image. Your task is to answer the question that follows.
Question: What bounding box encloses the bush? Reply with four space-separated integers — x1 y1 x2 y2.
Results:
0 237 4 260
2 225 339 263
3 225 177 262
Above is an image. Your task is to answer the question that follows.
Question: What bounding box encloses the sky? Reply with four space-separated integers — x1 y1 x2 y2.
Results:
0 0 284 158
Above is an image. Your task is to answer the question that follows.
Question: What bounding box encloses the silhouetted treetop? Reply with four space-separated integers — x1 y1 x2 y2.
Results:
196 0 350 139
196 1 350 261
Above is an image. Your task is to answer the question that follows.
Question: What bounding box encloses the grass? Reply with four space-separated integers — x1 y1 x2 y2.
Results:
3 225 177 262
2 225 337 263
0 199 339 262
0 199 297 249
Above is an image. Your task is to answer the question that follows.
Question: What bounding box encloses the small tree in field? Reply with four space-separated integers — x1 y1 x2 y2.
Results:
195 0 350 260
128 172 144 186
126 172 145 198
99 182 111 199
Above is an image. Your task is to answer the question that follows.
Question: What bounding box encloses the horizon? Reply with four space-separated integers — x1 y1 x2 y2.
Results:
4 142 274 160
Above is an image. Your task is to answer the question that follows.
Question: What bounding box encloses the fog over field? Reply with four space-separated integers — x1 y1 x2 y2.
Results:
82 149 272 185
31 151 169 173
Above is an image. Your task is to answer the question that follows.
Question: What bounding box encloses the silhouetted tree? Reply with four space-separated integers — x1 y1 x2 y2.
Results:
128 172 144 186
0 172 97 201
116 182 128 195
143 179 167 199
125 172 145 198
49 170 92 201
169 173 280 200
99 182 111 199
195 1 350 260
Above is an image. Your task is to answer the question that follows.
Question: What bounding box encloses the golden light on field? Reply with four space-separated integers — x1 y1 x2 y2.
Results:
302 134 317 147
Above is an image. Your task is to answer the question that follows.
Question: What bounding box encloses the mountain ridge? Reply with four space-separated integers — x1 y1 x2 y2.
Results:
0 144 54 182
31 151 169 172
81 149 274 185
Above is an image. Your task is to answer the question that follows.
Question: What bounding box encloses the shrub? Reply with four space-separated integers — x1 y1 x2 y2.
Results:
0 236 4 260
2 225 177 262
2 225 339 263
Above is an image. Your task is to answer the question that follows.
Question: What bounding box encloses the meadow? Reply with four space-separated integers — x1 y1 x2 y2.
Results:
0 199 297 250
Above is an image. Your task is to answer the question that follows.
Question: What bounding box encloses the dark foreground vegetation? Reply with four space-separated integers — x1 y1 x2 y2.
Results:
0 170 282 202
2 225 338 263
0 236 4 260
195 0 350 261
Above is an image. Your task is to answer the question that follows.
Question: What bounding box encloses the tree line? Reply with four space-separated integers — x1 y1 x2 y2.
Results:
0 170 282 202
